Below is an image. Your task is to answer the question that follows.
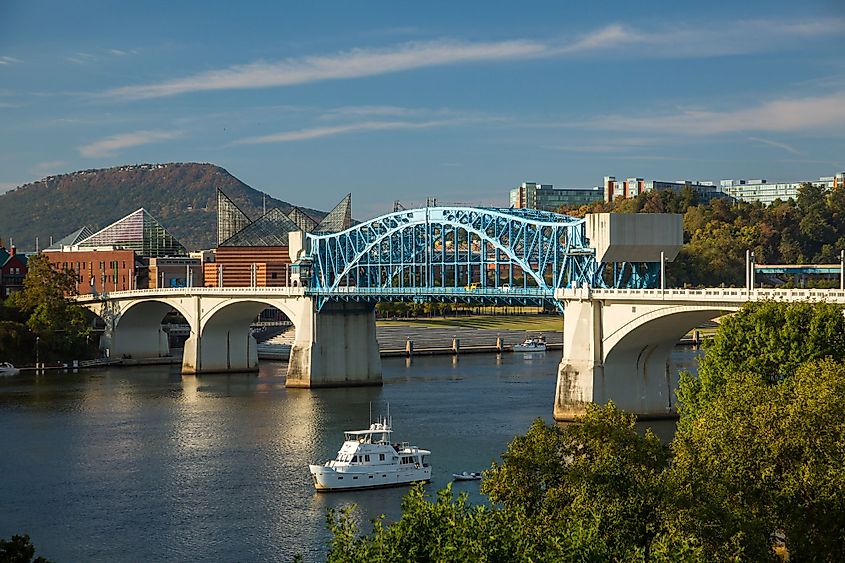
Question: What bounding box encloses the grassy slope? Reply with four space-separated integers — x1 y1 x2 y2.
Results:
377 315 563 332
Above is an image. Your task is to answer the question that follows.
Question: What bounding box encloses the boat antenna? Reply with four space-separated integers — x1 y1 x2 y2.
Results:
369 401 372 425
387 403 391 428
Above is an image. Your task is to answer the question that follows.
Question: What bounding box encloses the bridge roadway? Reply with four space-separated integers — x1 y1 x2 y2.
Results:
78 286 845 419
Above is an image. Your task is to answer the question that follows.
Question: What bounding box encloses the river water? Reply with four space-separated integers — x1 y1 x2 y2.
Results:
0 352 684 562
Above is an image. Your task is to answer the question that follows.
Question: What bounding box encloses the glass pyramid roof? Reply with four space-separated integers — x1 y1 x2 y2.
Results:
79 208 187 257
219 208 301 247
217 189 252 245
286 206 319 232
314 193 352 233
48 226 95 249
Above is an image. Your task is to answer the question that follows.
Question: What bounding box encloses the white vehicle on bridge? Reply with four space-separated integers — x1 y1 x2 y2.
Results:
309 416 431 491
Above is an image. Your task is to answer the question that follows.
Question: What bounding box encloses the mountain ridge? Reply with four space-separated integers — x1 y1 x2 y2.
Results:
0 162 325 251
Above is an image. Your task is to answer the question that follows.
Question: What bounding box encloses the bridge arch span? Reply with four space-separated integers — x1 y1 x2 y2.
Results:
183 298 303 374
307 206 600 306
554 290 743 421
599 305 738 418
85 296 196 360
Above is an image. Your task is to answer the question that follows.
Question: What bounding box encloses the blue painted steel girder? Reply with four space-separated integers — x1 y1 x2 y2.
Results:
303 206 655 309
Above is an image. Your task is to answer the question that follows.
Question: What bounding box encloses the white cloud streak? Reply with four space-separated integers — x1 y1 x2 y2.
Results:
747 136 802 155
590 93 845 135
232 119 458 145
102 18 842 101
105 40 546 100
0 56 22 65
78 129 182 157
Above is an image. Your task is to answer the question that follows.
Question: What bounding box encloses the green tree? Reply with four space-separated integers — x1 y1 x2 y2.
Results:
0 534 51 563
5 254 93 362
678 301 845 420
671 360 845 561
483 405 674 561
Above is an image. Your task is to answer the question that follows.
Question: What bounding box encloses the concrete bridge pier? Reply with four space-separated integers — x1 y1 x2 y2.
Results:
554 295 687 421
286 301 382 388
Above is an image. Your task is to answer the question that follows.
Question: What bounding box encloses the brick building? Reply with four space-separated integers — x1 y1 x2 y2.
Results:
0 245 28 298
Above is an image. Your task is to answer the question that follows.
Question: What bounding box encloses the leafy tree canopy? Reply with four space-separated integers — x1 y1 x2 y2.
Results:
0 534 51 563
678 300 845 420
671 359 845 561
2 254 94 363
559 183 845 287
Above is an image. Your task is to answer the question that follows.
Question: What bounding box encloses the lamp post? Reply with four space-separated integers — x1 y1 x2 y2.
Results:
841 249 844 291
36 336 40 372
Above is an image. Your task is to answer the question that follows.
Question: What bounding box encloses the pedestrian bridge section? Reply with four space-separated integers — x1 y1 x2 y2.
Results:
77 287 381 388
552 287 845 421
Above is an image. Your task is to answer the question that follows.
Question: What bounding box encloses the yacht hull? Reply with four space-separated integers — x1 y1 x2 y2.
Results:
309 465 431 492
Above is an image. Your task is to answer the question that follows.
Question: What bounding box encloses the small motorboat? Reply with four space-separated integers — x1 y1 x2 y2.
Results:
0 362 20 376
513 335 546 352
452 471 482 481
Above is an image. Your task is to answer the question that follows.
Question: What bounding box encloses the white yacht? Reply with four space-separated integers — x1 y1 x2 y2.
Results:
513 335 546 352
309 417 431 492
0 362 19 376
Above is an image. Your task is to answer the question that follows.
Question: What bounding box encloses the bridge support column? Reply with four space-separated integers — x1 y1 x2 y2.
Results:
554 297 604 421
181 330 258 374
554 297 680 421
286 301 382 388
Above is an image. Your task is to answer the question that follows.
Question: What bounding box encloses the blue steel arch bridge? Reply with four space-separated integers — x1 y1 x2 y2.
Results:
299 206 660 311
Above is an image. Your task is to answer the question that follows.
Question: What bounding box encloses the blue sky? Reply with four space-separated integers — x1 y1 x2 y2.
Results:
1 0 844 218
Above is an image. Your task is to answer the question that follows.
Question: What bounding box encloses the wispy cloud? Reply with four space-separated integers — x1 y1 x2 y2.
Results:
104 39 546 100
0 56 22 65
101 18 841 101
590 93 845 135
0 182 22 195
67 49 137 65
747 136 802 155
232 119 460 145
559 19 842 58
31 160 69 176
78 129 182 157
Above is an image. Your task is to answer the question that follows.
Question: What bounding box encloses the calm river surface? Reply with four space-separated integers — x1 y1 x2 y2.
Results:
0 352 682 562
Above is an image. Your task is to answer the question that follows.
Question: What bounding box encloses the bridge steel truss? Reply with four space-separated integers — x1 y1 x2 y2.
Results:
305 206 652 309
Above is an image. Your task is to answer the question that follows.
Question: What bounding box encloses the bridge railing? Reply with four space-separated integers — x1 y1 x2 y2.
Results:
556 287 845 302
76 286 307 302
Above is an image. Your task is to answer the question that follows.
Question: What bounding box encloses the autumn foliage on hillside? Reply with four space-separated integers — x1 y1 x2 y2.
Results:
560 183 845 287
0 163 324 251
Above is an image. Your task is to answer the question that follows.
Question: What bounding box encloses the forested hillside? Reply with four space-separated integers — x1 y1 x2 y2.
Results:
560 183 845 287
0 163 325 251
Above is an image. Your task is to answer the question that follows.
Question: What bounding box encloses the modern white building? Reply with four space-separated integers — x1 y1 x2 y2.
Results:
509 182 603 210
720 172 844 205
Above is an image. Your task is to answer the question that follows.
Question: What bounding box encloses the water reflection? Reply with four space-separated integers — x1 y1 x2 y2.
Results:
0 349 695 562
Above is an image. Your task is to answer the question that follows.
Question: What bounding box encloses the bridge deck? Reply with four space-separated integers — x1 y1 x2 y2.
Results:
556 287 845 303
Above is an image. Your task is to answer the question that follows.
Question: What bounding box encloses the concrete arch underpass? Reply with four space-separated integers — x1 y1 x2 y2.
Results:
98 298 195 360
598 307 735 419
553 287 763 420
184 298 299 374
